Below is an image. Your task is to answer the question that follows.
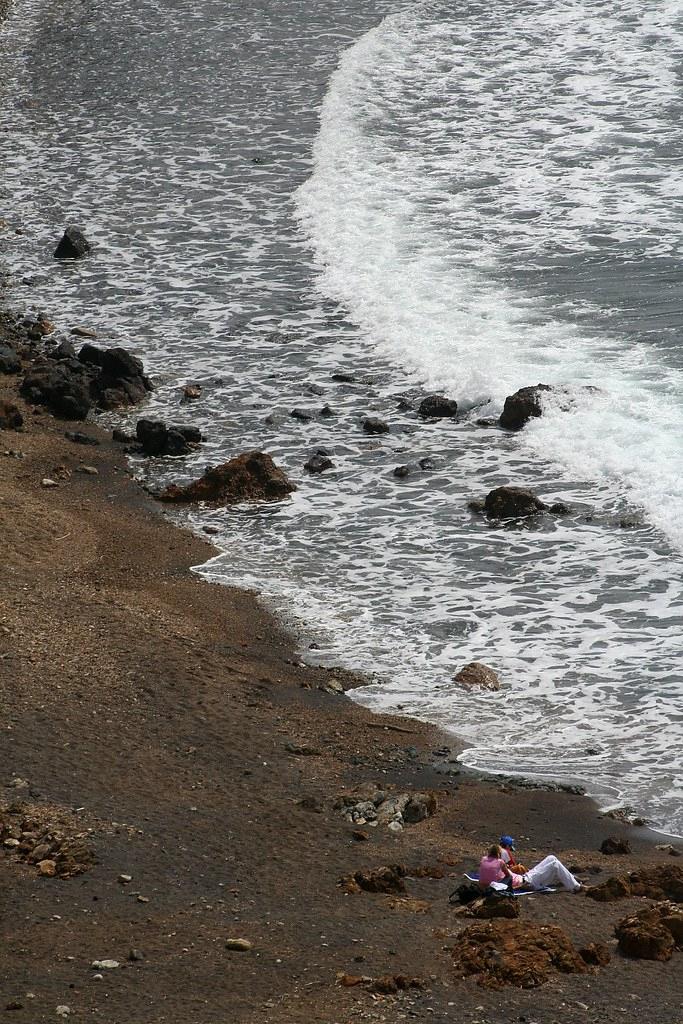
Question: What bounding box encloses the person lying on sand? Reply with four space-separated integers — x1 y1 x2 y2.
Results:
478 843 582 893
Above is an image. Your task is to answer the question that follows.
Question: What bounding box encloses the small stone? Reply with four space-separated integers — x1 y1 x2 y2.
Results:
352 830 369 842
56 1007 71 1017
117 874 133 883
226 938 252 951
5 1001 23 1011
41 478 58 488
128 948 144 961
362 416 390 435
136 895 149 903
77 465 99 475
91 959 120 970
182 385 201 400
388 820 404 833
3 838 20 849
70 326 98 338
37 860 57 877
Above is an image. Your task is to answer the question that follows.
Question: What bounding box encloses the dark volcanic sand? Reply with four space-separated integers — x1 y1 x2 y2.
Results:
0 343 682 1023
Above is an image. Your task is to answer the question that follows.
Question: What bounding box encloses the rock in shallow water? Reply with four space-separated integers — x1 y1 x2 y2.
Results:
54 226 91 260
417 394 458 419
484 485 548 519
158 451 295 506
499 383 552 430
453 662 500 691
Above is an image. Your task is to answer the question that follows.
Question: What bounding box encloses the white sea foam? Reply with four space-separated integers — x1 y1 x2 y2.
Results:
296 0 683 548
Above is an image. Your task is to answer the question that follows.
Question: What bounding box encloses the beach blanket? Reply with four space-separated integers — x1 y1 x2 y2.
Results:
462 872 555 895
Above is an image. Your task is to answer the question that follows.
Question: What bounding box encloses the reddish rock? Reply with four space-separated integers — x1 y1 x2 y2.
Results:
468 895 521 920
628 865 683 902
346 864 406 894
579 942 611 967
586 876 632 902
0 401 23 430
452 920 588 989
615 907 676 961
159 451 296 506
600 836 631 855
453 662 500 691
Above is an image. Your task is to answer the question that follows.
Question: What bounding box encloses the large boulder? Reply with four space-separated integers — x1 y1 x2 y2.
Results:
158 451 295 506
484 486 548 519
54 226 91 260
20 359 93 419
418 395 458 419
344 864 407 895
615 907 677 961
499 384 552 430
453 662 500 691
20 343 152 420
451 920 588 988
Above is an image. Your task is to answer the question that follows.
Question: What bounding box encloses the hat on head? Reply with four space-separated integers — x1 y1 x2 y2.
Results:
500 835 515 850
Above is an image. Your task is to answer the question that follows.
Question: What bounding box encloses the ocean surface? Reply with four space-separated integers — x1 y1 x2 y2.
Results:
1 0 682 834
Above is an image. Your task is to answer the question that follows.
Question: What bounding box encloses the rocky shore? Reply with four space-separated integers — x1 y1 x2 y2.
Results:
1 308 682 1023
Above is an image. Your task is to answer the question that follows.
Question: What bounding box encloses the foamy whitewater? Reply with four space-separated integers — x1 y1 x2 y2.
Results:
1 0 681 832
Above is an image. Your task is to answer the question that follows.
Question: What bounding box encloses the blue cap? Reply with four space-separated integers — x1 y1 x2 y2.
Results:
500 835 515 849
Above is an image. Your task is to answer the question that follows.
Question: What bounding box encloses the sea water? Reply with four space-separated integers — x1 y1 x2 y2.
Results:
1 0 681 833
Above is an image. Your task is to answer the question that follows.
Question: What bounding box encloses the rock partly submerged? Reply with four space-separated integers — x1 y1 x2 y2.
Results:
158 451 295 506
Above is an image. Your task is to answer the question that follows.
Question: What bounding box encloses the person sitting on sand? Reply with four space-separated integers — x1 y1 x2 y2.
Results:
478 844 581 893
499 834 528 874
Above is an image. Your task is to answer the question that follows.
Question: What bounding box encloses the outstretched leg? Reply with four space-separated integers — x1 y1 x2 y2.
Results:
525 855 580 892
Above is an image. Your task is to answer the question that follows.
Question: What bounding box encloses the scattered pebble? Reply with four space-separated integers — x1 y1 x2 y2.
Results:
41 478 58 488
91 960 119 970
226 938 252 951
77 465 99 475
117 874 132 883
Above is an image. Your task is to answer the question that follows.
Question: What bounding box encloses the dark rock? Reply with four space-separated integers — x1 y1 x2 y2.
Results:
182 384 201 401
452 881 482 905
418 395 458 419
402 793 437 823
362 416 390 435
499 384 552 430
100 347 146 382
0 344 21 374
453 662 500 691
70 326 98 339
54 225 91 260
304 383 325 396
468 498 486 514
418 457 436 470
64 430 100 447
112 428 135 444
52 339 77 361
78 343 106 368
135 419 201 457
158 451 295 506
0 401 23 430
549 502 571 515
393 464 411 478
319 403 335 418
600 837 631 856
304 453 333 474
452 919 588 988
484 486 548 519
332 371 357 383
291 407 314 422
20 360 92 419
468 895 521 920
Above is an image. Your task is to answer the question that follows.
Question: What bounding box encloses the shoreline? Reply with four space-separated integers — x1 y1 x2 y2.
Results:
1 316 682 1021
